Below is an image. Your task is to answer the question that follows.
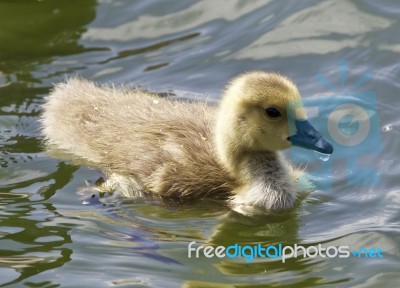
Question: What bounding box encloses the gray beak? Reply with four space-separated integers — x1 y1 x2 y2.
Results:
288 120 334 154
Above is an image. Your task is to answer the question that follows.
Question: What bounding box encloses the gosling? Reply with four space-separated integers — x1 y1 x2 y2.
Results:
41 71 333 213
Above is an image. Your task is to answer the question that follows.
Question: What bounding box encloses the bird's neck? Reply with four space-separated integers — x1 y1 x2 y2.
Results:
215 128 279 182
230 151 296 212
215 128 296 211
214 128 245 178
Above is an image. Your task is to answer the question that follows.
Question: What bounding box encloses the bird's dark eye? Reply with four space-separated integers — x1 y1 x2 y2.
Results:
265 107 281 118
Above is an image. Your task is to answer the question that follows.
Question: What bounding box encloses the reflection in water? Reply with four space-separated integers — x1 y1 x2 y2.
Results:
83 0 271 41
0 163 77 286
99 32 200 65
234 0 393 59
0 0 98 88
0 1 97 286
71 195 354 287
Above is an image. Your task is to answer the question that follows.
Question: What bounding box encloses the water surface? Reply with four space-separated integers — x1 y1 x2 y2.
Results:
1 1 400 287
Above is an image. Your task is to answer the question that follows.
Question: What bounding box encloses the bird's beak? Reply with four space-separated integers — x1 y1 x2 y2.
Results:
288 120 334 154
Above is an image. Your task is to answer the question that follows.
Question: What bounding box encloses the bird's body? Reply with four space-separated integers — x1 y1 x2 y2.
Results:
41 72 333 213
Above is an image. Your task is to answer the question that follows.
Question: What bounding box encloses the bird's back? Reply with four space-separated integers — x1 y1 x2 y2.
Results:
41 78 236 201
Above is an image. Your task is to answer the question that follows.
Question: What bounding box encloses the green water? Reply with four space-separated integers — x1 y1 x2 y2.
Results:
1 1 400 287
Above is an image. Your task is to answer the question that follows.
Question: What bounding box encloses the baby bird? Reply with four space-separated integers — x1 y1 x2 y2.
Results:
41 71 332 213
